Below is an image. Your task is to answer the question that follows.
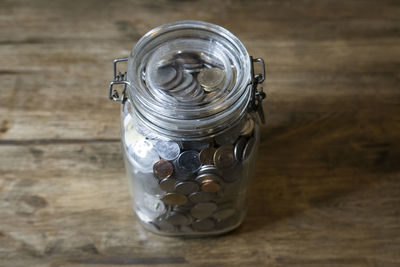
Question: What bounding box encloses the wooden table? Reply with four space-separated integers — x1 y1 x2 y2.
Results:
1 0 399 266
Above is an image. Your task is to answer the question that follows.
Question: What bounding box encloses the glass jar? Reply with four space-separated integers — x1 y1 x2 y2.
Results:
108 20 266 237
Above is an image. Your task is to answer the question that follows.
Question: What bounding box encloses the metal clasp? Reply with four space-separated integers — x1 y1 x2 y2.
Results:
108 57 129 102
249 56 266 123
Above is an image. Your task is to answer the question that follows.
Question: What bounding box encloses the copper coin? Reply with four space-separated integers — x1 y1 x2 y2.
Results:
199 147 216 165
195 173 221 193
153 159 174 179
242 137 256 161
161 193 188 206
213 145 237 169
159 177 177 192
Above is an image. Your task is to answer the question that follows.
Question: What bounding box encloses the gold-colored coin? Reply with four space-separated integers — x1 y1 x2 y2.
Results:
199 147 216 165
153 159 174 179
161 193 188 206
197 68 225 91
201 181 221 193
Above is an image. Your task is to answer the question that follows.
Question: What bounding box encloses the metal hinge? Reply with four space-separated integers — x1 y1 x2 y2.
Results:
249 56 266 124
108 57 129 102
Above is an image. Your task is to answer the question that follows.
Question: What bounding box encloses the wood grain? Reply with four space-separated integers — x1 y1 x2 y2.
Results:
1 0 399 266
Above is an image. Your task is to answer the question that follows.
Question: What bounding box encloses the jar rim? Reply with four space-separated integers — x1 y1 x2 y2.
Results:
126 20 252 140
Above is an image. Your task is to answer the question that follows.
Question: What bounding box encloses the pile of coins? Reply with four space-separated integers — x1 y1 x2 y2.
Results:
124 112 257 234
149 52 226 103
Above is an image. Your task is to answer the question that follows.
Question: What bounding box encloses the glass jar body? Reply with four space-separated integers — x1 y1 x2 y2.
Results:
121 100 260 236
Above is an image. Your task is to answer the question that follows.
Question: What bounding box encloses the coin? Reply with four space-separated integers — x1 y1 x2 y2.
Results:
168 72 194 93
220 164 242 183
195 173 221 193
154 65 177 87
153 159 174 179
174 52 201 65
161 193 188 206
177 150 201 173
159 177 177 192
162 69 184 90
192 218 216 231
199 147 216 165
240 118 255 137
198 165 220 176
215 130 238 146
175 181 199 195
156 219 176 232
190 202 218 219
233 137 247 161
213 208 236 221
197 68 225 90
213 145 237 169
165 211 192 226
188 191 216 203
130 140 160 173
155 140 180 160
242 137 256 161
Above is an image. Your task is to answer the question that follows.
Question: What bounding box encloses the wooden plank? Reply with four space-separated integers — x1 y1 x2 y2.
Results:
0 0 399 266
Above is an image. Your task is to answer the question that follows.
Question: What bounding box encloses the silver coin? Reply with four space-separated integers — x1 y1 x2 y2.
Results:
175 181 200 195
129 140 160 173
173 79 197 97
192 218 216 231
154 65 177 87
177 150 201 173
242 137 256 161
174 168 195 181
183 62 203 70
190 202 218 219
168 72 194 93
213 208 236 221
165 211 192 226
198 68 225 91
233 137 247 161
155 140 180 160
159 177 177 192
175 83 202 102
162 69 184 90
188 191 216 203
213 145 237 169
198 165 219 176
161 193 188 206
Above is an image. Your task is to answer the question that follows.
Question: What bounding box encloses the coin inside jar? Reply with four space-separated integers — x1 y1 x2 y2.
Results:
165 211 192 226
159 177 177 192
155 140 181 160
199 147 216 165
154 65 177 87
153 159 174 179
177 150 201 173
195 173 221 193
197 67 225 91
174 181 200 195
233 137 247 161
240 118 255 137
192 218 216 231
161 193 188 206
213 145 237 169
188 191 216 203
190 202 218 219
242 137 256 161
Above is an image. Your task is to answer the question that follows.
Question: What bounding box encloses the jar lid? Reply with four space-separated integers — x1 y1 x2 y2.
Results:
126 21 252 140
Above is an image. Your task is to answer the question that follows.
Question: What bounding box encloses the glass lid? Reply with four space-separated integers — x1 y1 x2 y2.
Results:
126 20 252 140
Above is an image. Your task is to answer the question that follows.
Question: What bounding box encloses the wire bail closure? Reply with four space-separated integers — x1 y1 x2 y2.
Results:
249 56 266 124
108 57 129 102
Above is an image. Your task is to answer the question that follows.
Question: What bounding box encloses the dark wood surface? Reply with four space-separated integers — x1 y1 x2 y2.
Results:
1 0 399 266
